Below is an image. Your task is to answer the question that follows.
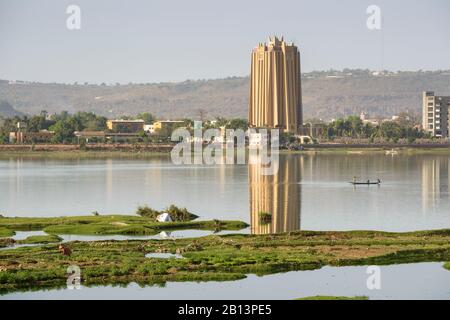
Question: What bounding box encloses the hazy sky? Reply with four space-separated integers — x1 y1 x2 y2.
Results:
1 0 449 84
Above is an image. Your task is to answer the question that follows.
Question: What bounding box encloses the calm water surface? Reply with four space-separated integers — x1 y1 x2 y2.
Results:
1 153 449 232
2 263 449 299
1 153 450 299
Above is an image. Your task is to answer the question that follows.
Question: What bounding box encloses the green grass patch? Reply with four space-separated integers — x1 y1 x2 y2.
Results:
0 215 248 236
0 227 449 294
0 227 15 237
42 220 248 236
17 234 62 244
444 262 450 271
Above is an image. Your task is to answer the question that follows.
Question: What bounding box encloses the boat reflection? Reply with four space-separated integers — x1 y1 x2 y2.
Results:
249 155 302 234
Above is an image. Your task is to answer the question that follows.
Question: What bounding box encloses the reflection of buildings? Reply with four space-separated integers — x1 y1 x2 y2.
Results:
249 155 302 234
421 156 450 212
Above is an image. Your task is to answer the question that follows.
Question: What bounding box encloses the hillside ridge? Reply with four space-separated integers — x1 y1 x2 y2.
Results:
1 70 450 120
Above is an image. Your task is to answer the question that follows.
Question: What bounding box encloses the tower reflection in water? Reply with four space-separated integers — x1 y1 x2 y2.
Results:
421 156 450 213
249 154 302 234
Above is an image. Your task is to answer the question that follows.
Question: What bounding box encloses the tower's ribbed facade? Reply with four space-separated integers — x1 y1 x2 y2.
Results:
248 36 303 133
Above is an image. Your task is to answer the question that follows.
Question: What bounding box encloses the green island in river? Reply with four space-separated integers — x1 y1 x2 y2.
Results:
0 214 449 294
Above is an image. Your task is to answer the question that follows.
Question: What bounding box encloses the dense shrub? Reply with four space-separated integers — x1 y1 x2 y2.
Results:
136 205 160 219
136 204 197 222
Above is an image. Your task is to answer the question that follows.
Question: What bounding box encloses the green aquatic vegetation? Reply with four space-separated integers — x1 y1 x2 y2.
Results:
296 296 369 300
0 227 15 238
42 220 247 235
258 212 272 224
0 228 449 294
0 215 166 230
0 215 248 235
444 262 450 271
17 234 62 244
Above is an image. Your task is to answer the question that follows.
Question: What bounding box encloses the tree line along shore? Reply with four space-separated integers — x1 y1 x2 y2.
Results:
1 110 447 147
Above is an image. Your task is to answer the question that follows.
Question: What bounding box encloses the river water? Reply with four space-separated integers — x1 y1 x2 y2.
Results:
1 153 449 232
1 152 450 299
2 263 449 300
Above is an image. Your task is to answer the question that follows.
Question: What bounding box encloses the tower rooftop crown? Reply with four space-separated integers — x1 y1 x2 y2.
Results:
253 35 296 51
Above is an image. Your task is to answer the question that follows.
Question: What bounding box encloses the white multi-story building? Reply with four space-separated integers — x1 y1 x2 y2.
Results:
422 91 450 138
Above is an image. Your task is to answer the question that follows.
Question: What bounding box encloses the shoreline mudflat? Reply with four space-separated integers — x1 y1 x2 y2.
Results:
0 142 449 158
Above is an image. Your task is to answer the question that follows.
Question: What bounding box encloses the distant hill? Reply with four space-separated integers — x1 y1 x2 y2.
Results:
1 70 450 121
0 100 24 118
